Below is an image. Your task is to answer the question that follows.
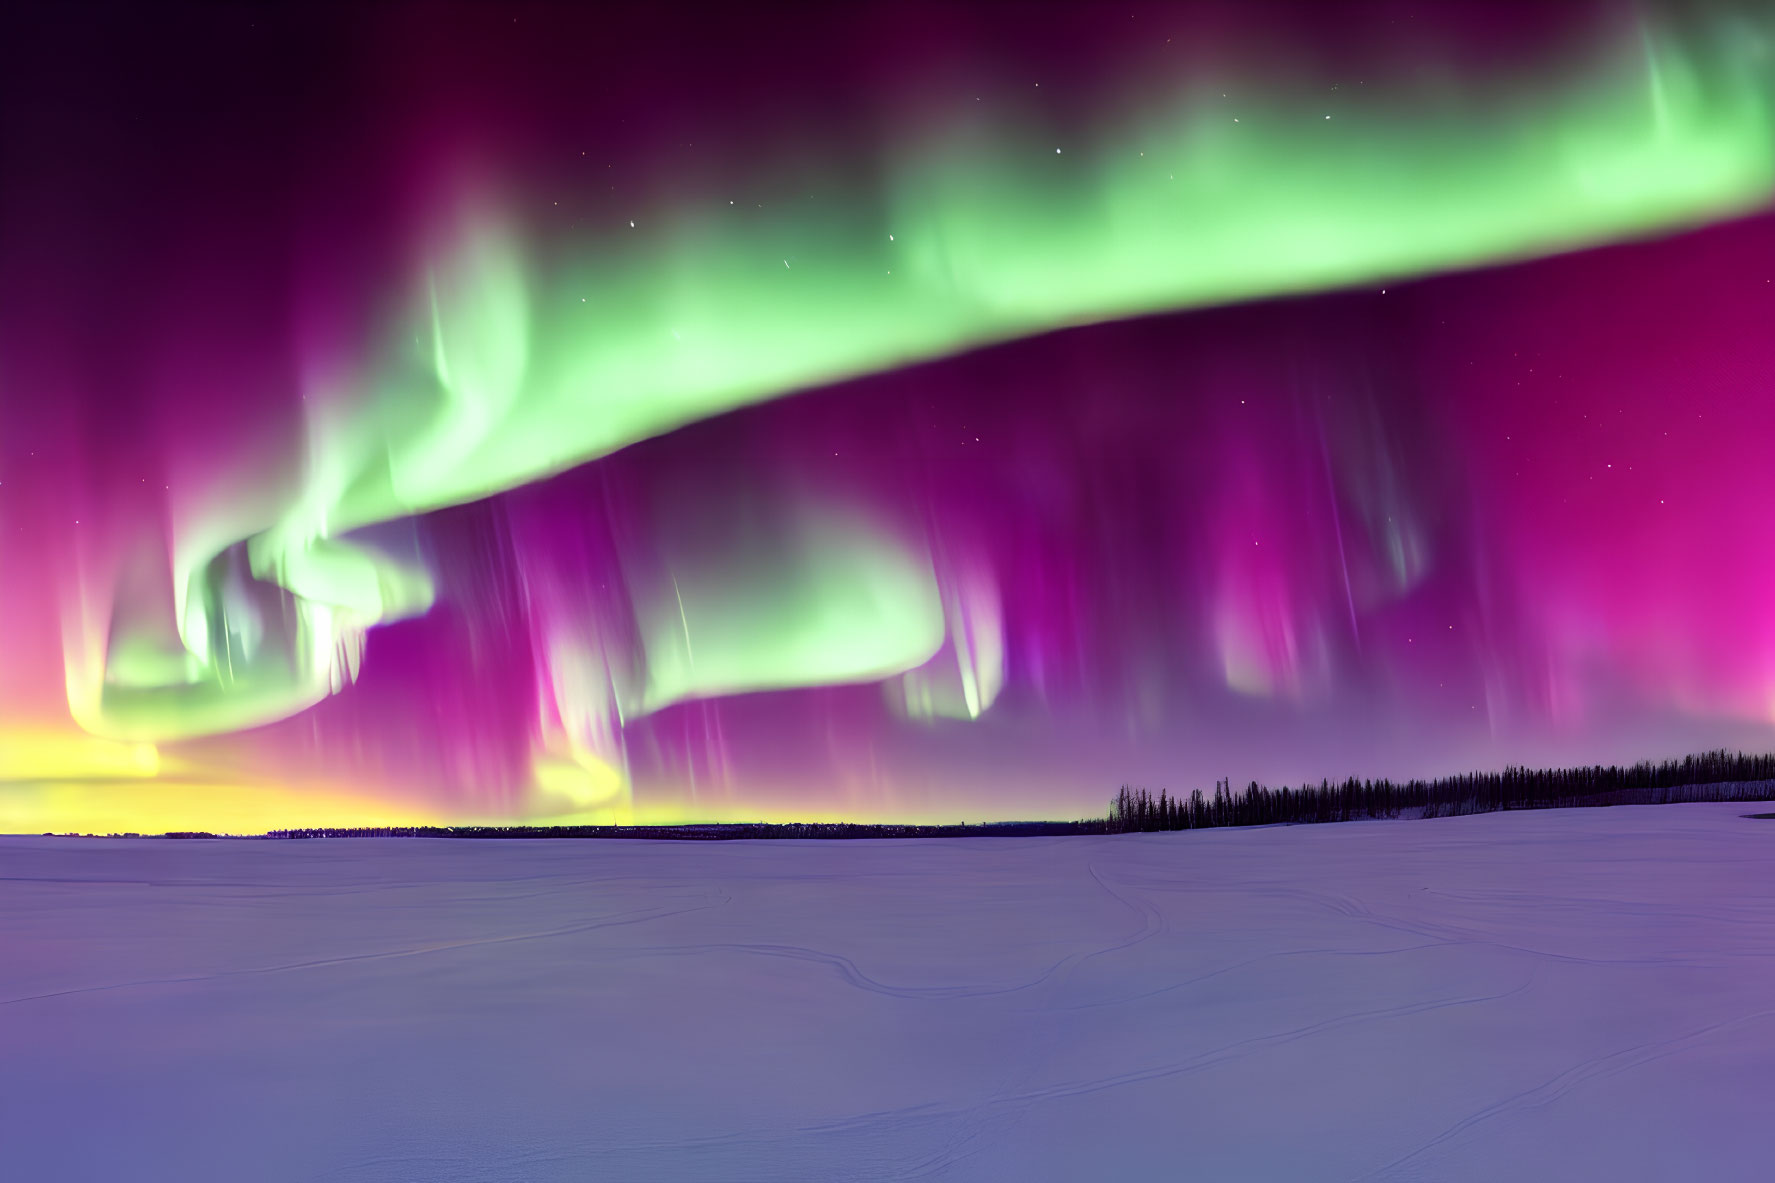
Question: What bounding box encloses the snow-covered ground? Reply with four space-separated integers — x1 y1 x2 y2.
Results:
2 803 1771 1181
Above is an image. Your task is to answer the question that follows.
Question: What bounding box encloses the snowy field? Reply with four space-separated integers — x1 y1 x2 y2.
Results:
2 803 1771 1182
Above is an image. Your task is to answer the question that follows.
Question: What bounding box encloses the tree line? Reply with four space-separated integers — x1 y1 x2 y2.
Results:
1108 748 1775 833
243 748 1775 840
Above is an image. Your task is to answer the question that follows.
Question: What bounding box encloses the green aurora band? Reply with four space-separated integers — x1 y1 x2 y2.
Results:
69 12 1775 782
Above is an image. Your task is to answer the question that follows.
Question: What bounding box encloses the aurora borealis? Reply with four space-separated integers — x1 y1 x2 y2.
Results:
4 1 1775 830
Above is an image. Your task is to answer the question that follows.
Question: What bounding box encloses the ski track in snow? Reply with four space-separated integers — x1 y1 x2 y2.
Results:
1 803 1771 1181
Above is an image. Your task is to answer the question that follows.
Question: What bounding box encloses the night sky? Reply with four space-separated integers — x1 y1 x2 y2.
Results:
3 1 1774 830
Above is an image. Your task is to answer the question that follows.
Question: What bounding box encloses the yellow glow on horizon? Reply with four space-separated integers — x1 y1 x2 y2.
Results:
0 732 161 781
0 727 1071 831
0 782 1087 834
0 779 447 835
517 792 1063 829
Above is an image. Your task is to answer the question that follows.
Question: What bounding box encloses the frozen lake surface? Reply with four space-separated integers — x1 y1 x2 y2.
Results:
2 803 1771 1181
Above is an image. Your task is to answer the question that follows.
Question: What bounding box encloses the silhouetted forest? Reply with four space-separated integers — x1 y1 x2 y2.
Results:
220 749 1775 840
1108 749 1775 833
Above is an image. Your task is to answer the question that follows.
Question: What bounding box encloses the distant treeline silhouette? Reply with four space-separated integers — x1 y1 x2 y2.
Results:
1108 748 1775 833
241 749 1775 841
263 821 1110 840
